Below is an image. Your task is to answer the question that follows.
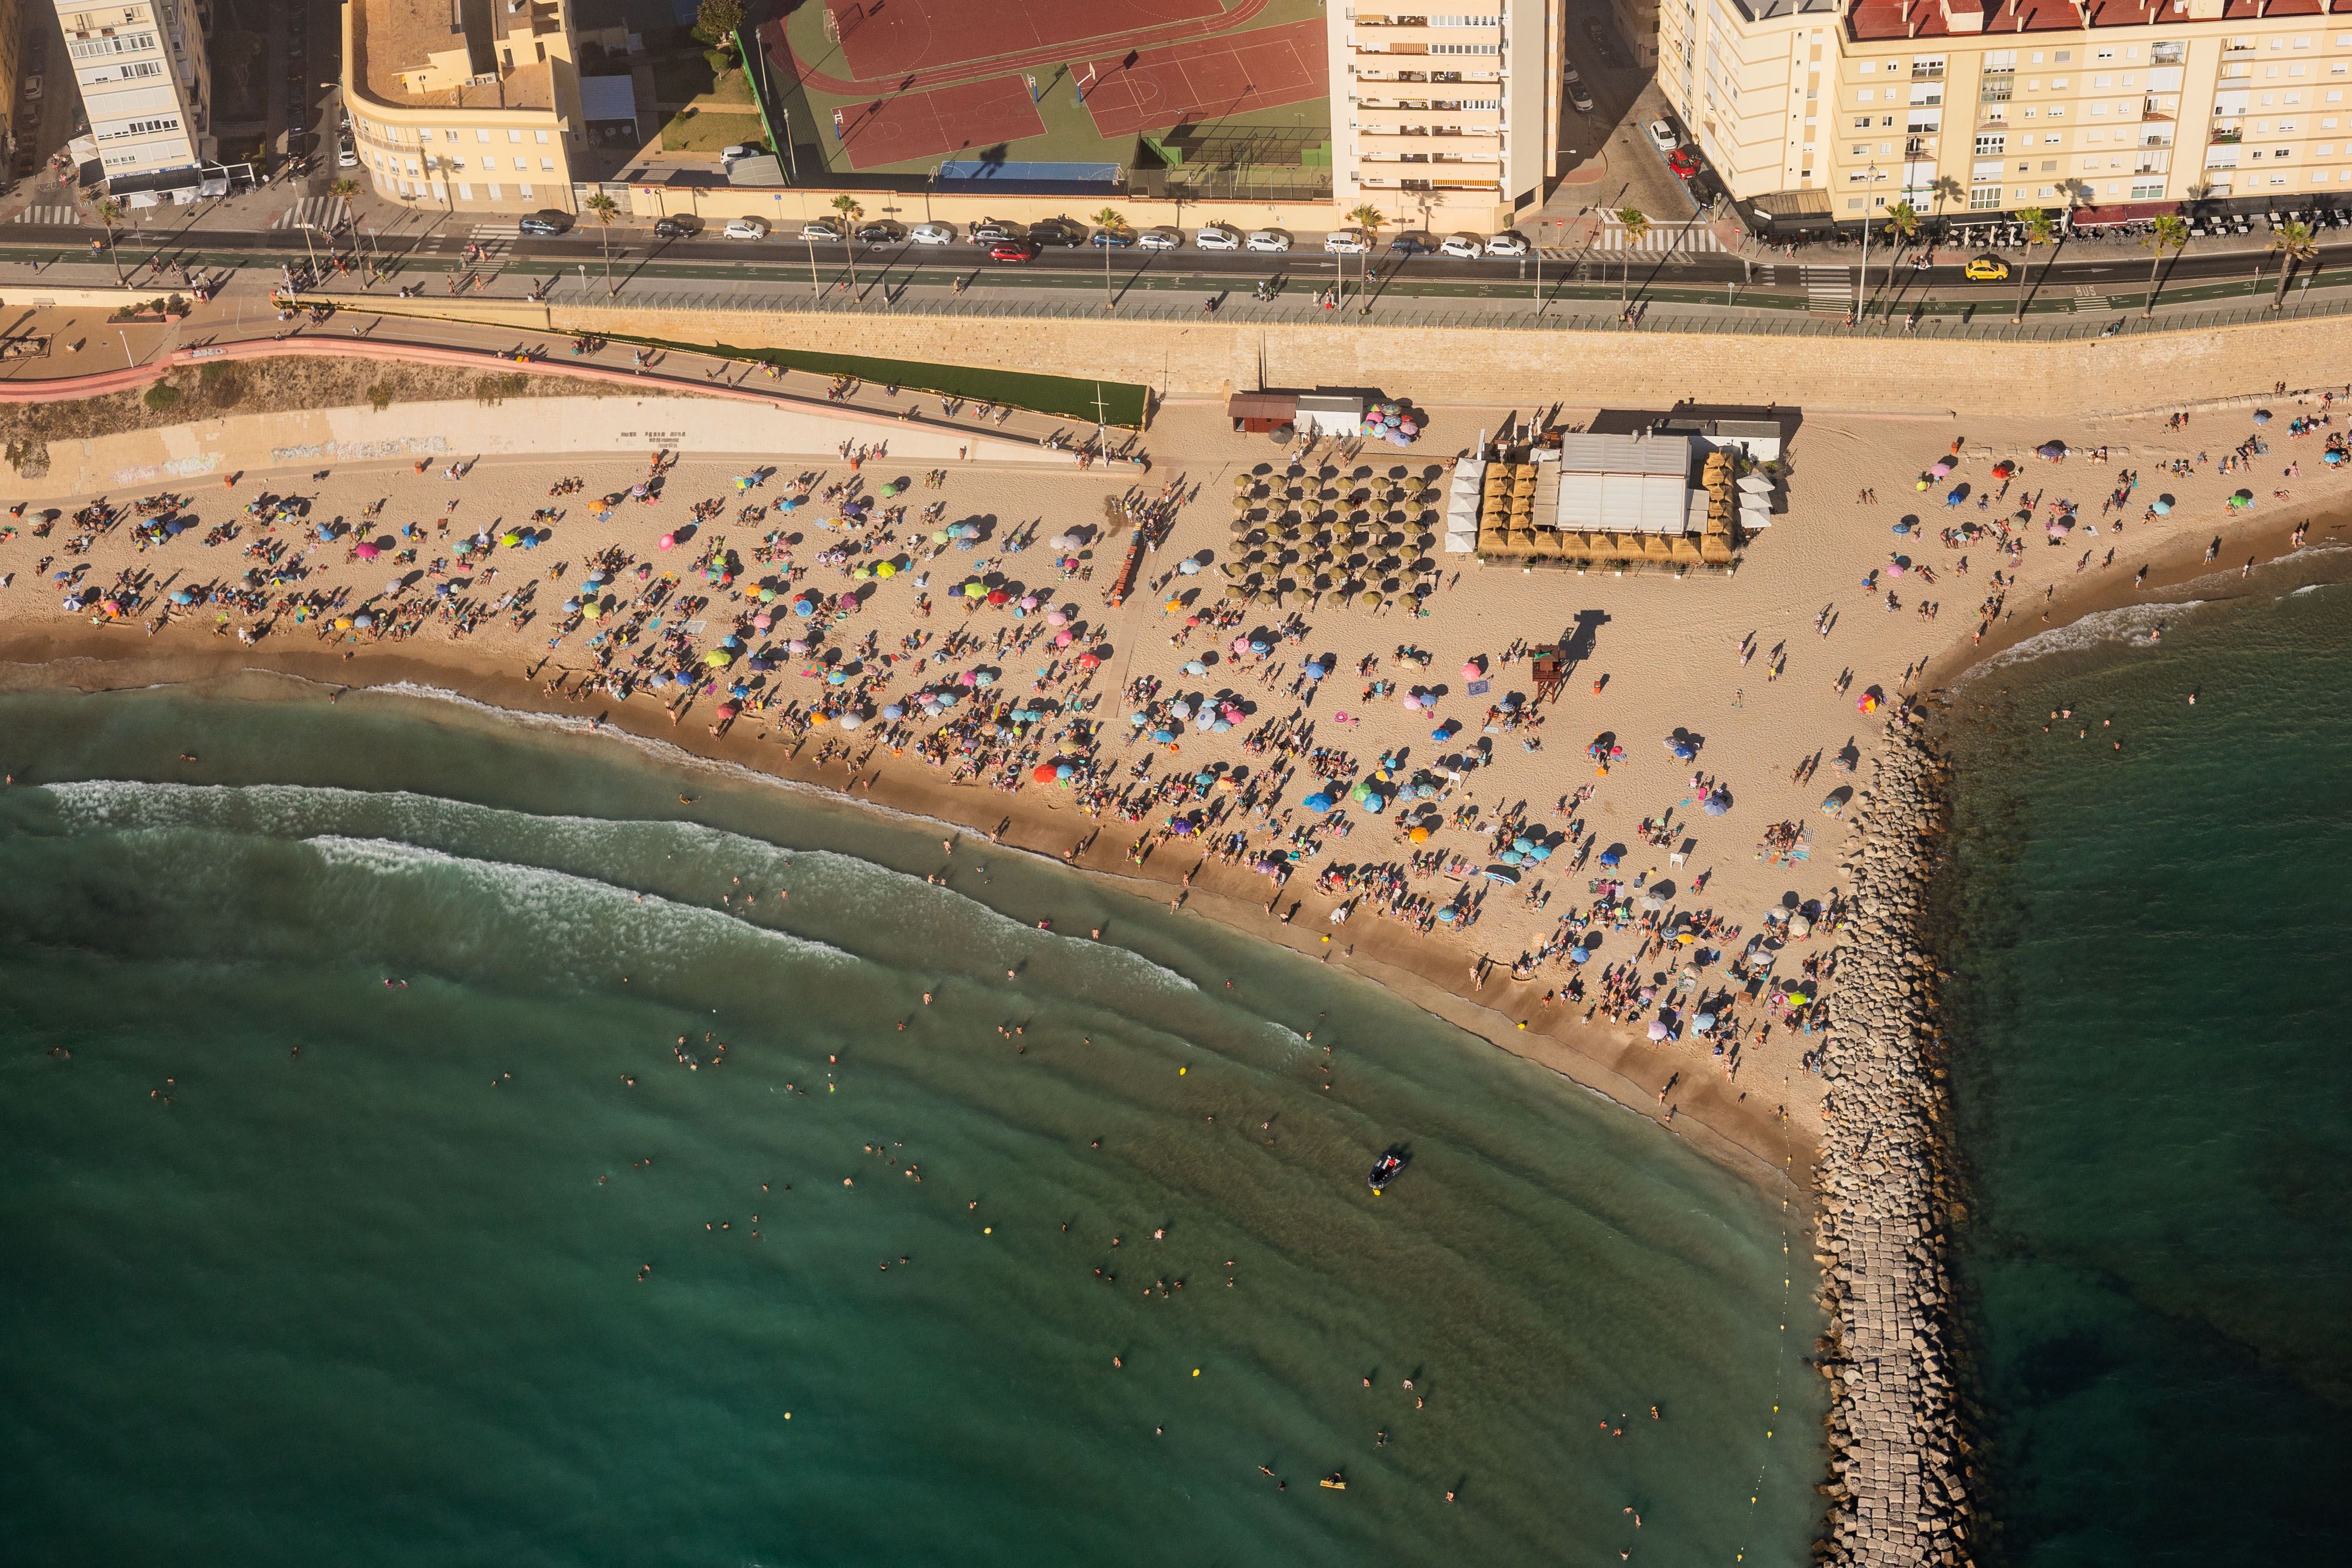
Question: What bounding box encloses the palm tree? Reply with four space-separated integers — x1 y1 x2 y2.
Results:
1092 206 1127 310
2010 206 2053 323
1347 202 1385 305
583 191 620 297
2141 213 2189 318
1880 199 1919 319
831 193 863 296
94 196 125 286
1616 206 1648 300
2267 219 2318 310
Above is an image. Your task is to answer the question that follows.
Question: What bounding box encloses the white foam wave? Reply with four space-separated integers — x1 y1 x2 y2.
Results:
1966 600 2206 677
45 777 1197 998
302 833 856 968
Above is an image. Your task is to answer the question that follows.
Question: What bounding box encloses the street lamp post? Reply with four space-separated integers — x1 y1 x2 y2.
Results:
1856 162 1879 322
118 329 132 367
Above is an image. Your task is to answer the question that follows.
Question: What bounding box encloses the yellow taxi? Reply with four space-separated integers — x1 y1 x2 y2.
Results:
1963 255 2012 282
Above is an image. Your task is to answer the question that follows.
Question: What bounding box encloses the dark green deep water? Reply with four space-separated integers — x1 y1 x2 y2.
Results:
0 680 1822 1567
1936 566 2352 1566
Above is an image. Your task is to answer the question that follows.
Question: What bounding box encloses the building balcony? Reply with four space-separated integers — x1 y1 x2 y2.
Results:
2210 127 2243 144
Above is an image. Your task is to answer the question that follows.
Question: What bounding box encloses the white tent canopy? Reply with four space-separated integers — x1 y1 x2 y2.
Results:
1444 459 1485 553
1551 433 1700 536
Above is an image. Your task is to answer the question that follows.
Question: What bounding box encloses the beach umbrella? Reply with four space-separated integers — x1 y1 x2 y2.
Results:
1646 1020 1669 1041
1152 727 1177 744
1482 865 1520 884
1435 907 1458 923
1992 460 2016 479
1168 700 1192 719
1930 458 1955 478
1788 914 1814 938
1401 691 1422 710
715 701 740 720
1305 791 1335 813
1499 849 1524 867
882 703 904 720
1177 559 1201 576
704 650 731 667
2230 490 2253 509
1598 847 1623 868
2253 410 2273 426
838 713 863 732
794 599 816 617
353 541 380 560
1168 817 1194 836
1033 764 1058 783
721 634 741 650
1703 791 1730 817
1077 652 1102 670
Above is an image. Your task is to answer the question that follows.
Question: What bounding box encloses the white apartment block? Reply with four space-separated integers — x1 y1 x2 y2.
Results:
1659 0 2352 230
1327 0 1562 229
57 0 212 181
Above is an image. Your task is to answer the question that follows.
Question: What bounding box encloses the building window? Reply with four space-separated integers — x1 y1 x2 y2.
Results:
508 129 523 143
519 183 533 199
485 183 500 199
1975 132 2006 155
539 158 554 171
457 183 473 200
1968 185 2002 208
2132 180 2164 198
534 129 550 144
477 129 492 142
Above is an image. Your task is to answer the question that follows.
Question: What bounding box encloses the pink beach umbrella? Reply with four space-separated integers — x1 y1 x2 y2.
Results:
353 541 380 560
658 533 676 550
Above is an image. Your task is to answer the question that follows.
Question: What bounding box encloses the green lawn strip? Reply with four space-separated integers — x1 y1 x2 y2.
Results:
603 329 1149 427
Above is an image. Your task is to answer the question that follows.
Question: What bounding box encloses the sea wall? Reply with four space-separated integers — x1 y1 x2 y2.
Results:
316 291 2352 420
1815 727 1970 1567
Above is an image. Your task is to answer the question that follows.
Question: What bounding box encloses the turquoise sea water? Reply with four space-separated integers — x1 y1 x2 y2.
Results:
1937 563 2352 1566
0 680 1822 1567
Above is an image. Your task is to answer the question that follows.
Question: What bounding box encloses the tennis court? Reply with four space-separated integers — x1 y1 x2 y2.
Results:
824 0 1226 80
1075 19 1325 137
837 75 1047 170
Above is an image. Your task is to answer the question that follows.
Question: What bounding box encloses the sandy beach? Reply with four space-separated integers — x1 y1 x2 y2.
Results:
4 380 2350 1191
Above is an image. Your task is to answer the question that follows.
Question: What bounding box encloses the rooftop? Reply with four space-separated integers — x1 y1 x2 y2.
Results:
1850 0 2352 44
351 0 564 112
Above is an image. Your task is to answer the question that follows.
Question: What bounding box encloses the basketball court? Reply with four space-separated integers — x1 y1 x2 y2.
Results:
823 0 1227 81
835 75 1048 170
1073 19 1325 137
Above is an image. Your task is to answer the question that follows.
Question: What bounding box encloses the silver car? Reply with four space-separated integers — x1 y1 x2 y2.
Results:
1245 228 1292 253
1136 226 1182 250
910 221 957 245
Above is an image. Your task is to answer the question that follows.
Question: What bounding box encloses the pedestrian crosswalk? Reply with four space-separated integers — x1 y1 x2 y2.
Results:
1803 265 1852 314
1593 219 1725 253
270 195 350 230
13 205 81 226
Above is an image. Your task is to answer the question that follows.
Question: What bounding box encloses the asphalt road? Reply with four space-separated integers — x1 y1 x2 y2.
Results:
5 216 2340 322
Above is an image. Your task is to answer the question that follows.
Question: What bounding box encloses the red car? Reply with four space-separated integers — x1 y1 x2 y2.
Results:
1667 148 1699 179
989 240 1038 262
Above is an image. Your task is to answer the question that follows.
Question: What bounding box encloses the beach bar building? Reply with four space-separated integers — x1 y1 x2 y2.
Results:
1456 431 1742 569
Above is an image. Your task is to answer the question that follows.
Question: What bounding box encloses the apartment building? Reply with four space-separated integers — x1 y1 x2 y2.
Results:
1326 0 1562 230
1661 0 2352 230
56 0 213 182
342 0 616 215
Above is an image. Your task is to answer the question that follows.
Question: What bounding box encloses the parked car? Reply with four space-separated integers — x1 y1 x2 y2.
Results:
723 216 770 240
1324 228 1370 254
799 220 843 242
1136 226 1183 250
856 220 905 244
1088 227 1135 247
1484 230 1532 258
1030 218 1085 246
1646 118 1681 154
1667 148 1699 178
1195 224 1241 250
1568 79 1595 113
720 143 759 165
910 221 957 245
1245 228 1292 253
989 239 1039 262
336 135 358 168
1389 231 1436 256
970 216 1022 243
516 212 569 236
1438 233 1483 260
22 75 39 101
652 216 701 239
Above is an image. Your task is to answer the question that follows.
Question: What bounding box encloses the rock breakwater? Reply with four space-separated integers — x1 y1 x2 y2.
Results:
1813 727 1971 1567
